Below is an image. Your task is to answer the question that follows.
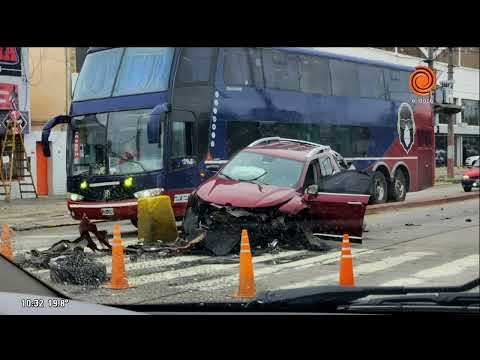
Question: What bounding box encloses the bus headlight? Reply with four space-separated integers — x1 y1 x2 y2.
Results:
463 175 470 180
134 188 164 199
69 193 84 201
80 180 89 190
123 176 134 188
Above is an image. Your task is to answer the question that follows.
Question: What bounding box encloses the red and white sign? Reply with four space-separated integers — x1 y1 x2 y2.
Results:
0 48 19 64
0 83 17 110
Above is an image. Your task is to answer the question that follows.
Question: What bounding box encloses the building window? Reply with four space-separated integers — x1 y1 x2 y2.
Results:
435 134 447 167
463 135 480 163
462 99 479 126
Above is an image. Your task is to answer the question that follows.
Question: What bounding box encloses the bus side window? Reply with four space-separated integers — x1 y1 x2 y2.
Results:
299 55 331 96
262 49 300 91
224 48 264 88
386 69 411 102
175 48 217 86
330 59 360 97
357 64 387 100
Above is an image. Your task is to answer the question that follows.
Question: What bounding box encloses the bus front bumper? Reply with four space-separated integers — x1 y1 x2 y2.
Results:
67 199 138 221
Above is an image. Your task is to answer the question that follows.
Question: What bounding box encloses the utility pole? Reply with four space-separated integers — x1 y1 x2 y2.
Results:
447 48 455 179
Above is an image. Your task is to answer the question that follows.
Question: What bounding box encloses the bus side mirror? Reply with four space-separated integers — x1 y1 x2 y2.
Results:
41 115 71 157
147 103 170 144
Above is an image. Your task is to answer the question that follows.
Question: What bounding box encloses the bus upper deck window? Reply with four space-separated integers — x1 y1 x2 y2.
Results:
175 48 217 86
113 48 174 96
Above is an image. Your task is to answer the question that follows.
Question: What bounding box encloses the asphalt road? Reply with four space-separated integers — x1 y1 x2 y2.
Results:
10 197 480 305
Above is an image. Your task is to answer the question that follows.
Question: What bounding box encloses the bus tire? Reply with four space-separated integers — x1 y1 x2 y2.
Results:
391 170 407 202
131 218 138 228
370 171 388 204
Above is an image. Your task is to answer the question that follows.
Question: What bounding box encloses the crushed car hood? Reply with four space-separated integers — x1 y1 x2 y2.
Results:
196 177 297 208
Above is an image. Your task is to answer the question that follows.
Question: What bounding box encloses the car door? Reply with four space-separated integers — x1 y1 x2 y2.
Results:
303 154 369 243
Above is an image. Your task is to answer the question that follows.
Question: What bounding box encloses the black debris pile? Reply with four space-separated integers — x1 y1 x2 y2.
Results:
182 200 333 256
49 248 107 287
22 215 111 270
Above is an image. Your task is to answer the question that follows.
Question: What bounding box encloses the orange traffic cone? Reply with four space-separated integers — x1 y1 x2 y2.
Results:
105 224 134 290
339 233 355 286
234 229 256 299
1 224 14 261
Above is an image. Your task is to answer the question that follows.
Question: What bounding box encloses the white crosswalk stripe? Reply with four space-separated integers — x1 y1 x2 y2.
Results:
276 251 436 290
380 254 480 287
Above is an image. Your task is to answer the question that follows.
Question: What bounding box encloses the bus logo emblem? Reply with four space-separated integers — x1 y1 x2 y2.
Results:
397 103 416 154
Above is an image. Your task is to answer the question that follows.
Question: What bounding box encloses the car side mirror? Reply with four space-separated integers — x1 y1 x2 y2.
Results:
305 184 319 196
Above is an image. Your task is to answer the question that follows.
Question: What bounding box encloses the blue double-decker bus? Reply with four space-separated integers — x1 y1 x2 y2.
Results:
42 47 434 226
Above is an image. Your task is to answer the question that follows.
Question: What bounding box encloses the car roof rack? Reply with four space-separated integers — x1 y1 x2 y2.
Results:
247 137 331 157
248 137 325 148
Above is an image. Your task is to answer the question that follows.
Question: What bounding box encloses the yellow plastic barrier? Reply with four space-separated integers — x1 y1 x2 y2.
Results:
138 195 178 245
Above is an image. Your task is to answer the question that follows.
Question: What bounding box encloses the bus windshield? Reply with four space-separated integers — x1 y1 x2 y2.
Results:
73 47 175 101
68 109 164 176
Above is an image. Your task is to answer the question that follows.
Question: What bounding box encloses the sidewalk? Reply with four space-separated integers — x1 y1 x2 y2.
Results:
1 183 478 231
366 183 479 215
0 195 77 231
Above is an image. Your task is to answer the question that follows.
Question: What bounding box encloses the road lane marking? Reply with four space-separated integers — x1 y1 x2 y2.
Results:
276 251 436 290
172 248 375 291
380 254 479 287
29 250 307 277
128 250 309 286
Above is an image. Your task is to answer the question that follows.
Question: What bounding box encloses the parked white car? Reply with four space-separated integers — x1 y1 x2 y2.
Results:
465 155 479 168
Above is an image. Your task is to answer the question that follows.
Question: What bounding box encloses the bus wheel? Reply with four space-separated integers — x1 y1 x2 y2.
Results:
131 218 138 228
391 171 407 202
370 171 388 204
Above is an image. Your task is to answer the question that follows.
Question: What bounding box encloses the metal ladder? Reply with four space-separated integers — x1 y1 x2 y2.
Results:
0 114 38 201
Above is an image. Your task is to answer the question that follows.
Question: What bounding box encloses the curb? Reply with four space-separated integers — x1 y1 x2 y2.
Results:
366 192 479 215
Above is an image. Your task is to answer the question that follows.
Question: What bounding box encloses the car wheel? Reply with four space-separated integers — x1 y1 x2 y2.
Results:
391 171 407 202
131 218 138 228
370 171 388 204
463 186 472 192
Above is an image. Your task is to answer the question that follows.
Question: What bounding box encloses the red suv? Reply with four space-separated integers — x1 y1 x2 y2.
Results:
182 138 372 256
